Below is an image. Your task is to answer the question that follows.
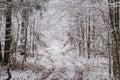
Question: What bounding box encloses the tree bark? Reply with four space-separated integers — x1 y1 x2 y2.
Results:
21 9 28 69
20 0 29 68
108 33 111 79
108 0 120 79
87 10 91 59
4 0 12 65
0 41 2 62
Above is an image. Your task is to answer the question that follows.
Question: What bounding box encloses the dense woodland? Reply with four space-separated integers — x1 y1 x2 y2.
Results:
0 0 120 80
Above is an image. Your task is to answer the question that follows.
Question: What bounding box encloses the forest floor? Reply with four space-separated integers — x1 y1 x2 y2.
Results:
0 40 109 80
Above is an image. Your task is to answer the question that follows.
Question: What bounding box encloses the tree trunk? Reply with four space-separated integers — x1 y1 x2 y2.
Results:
20 0 29 68
81 25 85 57
4 0 12 65
0 41 2 62
21 9 28 69
108 33 111 79
87 10 91 59
108 0 120 79
32 20 35 57
14 15 20 64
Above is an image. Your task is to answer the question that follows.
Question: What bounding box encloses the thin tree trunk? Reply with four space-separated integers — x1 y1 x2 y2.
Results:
81 25 85 57
13 14 20 64
29 25 32 54
108 33 111 79
21 9 28 69
32 33 35 57
77 25 81 56
0 10 2 62
0 41 2 62
32 19 35 57
87 10 91 59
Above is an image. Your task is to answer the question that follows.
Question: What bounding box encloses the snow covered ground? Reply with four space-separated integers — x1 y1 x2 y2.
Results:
0 40 109 80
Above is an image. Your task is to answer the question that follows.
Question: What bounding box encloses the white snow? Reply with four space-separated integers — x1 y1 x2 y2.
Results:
0 0 111 80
